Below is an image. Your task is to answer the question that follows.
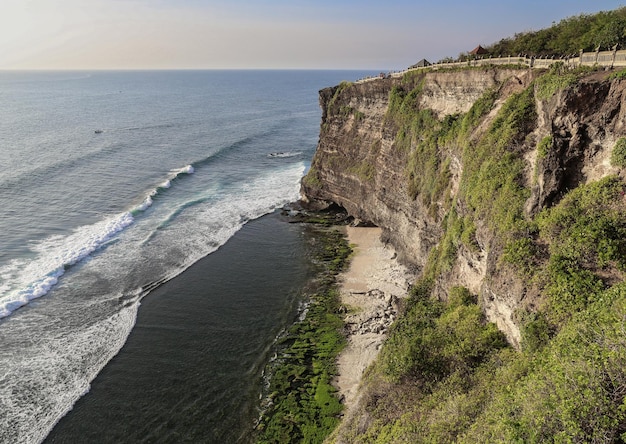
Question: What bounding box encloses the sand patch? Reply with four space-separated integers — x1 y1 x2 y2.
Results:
335 226 415 410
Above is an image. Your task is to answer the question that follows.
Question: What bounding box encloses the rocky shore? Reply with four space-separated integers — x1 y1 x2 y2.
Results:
334 226 415 410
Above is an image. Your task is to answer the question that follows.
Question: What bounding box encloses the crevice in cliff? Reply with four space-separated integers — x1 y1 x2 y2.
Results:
304 26 626 442
302 68 626 352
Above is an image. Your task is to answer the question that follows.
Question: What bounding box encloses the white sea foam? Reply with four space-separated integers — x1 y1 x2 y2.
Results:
0 161 296 320
267 151 302 158
0 162 307 444
0 162 196 317
132 165 195 214
152 163 306 268
0 301 139 444
176 164 194 175
0 212 134 319
135 195 154 212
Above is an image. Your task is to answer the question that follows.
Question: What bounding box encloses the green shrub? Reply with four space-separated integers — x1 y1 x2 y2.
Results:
379 286 443 383
465 284 626 443
536 176 626 322
380 283 506 385
535 72 578 100
537 135 552 158
609 68 626 80
461 86 535 239
610 137 626 167
448 286 476 308
538 175 626 270
502 237 536 274
366 282 626 443
520 311 551 352
486 7 626 56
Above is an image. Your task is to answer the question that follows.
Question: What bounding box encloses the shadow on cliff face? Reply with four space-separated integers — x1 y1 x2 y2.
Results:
531 78 618 213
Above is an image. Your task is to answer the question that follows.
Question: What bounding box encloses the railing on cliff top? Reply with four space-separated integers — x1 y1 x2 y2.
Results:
356 47 626 83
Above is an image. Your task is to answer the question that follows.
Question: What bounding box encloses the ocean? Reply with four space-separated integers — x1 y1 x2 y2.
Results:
0 70 375 443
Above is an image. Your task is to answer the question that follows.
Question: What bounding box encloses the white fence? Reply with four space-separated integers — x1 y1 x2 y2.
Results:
357 48 626 83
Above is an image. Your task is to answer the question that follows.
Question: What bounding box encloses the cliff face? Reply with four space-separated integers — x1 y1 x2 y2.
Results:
303 70 527 267
302 76 440 270
302 68 626 347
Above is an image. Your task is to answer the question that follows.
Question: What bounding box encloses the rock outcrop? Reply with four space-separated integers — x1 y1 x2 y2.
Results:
302 68 626 347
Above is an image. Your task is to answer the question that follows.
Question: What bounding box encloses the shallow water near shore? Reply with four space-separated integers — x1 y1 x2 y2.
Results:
44 212 312 443
0 69 379 443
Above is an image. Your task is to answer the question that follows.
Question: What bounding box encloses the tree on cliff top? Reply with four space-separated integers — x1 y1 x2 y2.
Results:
486 7 626 56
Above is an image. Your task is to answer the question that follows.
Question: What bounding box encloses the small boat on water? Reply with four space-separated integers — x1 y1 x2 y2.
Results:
94 129 103 134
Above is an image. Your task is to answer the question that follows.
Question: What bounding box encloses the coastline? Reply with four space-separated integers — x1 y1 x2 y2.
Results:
42 214 415 443
335 226 416 411
44 212 313 444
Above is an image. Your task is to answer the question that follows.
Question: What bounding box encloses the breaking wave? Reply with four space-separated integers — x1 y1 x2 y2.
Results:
0 165 195 319
267 151 302 158
131 165 194 215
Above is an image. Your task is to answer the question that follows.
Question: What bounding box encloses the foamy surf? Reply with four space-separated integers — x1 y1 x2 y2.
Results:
0 165 196 320
140 162 306 266
0 161 306 444
133 181 170 214
0 301 139 444
0 68 344 444
0 212 134 319
176 165 194 175
132 165 194 214
267 151 302 158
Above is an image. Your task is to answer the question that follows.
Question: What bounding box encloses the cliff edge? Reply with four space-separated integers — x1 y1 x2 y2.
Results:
302 67 625 346
301 66 626 442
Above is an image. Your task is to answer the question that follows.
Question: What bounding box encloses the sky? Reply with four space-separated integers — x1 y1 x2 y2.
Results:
1 0 624 70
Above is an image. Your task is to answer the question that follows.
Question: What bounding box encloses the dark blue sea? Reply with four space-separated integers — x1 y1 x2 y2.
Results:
0 70 376 443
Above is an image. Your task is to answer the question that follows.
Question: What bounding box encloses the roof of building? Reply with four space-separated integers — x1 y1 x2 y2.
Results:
469 45 489 55
410 58 431 68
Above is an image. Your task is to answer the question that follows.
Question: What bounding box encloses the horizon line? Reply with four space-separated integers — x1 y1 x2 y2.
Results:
0 67 393 72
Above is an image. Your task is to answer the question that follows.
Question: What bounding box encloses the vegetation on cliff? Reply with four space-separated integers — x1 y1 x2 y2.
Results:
350 280 626 443
485 7 626 56
307 64 626 442
341 175 626 442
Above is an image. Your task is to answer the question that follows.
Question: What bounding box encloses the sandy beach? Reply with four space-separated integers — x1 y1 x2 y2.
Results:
335 226 416 410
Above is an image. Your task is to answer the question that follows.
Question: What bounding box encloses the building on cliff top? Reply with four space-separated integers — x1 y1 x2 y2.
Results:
410 58 431 69
469 45 489 55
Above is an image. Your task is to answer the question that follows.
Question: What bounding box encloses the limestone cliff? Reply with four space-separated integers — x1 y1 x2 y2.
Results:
301 67 626 348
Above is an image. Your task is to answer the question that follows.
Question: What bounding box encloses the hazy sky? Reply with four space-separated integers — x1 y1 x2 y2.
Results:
1 0 624 70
